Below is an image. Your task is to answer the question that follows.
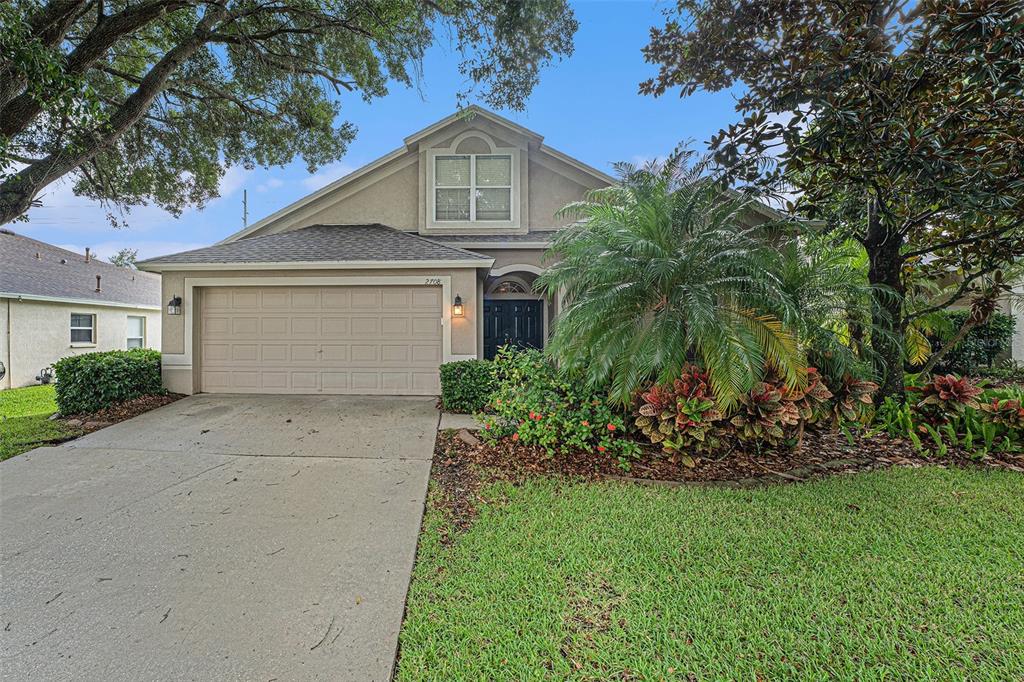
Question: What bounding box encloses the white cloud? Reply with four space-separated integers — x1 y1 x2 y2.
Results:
302 161 358 190
256 177 284 193
218 165 252 198
23 176 177 235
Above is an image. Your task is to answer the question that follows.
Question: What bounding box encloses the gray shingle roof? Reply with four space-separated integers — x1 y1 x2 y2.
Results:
429 231 560 244
0 229 161 307
138 224 492 267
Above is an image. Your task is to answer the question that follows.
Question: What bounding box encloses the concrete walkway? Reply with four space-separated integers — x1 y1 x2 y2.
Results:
0 395 438 681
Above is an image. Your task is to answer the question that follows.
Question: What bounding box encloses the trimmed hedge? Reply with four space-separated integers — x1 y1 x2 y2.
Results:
440 359 495 413
53 348 163 415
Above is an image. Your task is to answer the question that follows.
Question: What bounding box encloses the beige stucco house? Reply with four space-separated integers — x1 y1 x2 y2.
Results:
137 107 786 396
1 230 161 389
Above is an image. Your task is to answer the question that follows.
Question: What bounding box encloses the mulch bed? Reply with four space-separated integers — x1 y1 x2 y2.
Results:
59 393 184 432
430 427 1024 533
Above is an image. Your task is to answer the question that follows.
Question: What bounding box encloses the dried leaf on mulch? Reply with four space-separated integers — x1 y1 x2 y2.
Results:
62 393 184 431
429 427 1023 534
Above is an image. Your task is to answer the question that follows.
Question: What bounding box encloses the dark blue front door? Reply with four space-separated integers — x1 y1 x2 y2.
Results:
483 299 544 359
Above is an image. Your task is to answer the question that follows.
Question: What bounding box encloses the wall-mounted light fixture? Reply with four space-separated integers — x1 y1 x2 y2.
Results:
167 295 182 316
452 294 464 318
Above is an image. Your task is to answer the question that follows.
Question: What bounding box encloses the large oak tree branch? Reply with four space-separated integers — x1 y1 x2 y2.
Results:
0 5 226 224
0 0 193 137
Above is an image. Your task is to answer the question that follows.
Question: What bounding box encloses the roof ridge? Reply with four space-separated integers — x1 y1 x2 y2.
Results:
1 230 158 278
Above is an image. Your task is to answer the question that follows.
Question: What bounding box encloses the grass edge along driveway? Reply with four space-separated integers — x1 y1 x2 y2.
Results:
0 385 81 461
397 466 1024 681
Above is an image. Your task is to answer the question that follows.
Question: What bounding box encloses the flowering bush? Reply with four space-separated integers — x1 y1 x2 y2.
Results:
634 365 724 454
479 347 637 459
911 373 983 424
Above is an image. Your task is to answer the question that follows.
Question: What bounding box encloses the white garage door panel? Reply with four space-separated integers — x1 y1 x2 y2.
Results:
200 285 443 395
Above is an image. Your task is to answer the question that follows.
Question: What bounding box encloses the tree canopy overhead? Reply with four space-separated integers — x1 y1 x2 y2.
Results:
0 0 577 225
641 0 1024 399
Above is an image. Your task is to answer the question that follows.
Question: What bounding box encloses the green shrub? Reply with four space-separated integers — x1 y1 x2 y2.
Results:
53 349 163 415
439 360 495 413
479 347 638 461
932 311 1015 374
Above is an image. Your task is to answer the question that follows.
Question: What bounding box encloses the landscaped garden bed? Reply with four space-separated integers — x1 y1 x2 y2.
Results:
1 349 183 460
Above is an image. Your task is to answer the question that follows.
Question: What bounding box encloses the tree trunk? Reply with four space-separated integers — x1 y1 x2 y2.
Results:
863 198 906 402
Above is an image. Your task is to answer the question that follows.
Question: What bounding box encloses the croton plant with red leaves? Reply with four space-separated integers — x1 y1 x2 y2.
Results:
635 364 723 455
911 374 983 424
978 398 1024 433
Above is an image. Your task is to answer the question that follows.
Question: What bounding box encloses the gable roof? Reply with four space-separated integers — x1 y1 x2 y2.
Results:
138 224 493 272
0 229 161 308
218 105 615 244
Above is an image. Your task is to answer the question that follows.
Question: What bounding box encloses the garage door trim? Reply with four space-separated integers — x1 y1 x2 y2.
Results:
163 276 457 373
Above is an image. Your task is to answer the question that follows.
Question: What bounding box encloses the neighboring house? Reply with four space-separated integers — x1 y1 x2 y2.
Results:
138 107 784 397
0 230 161 389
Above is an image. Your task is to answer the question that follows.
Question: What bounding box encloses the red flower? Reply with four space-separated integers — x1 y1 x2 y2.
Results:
511 433 519 442
607 423 616 431
529 411 536 420
581 420 590 427
597 445 606 452
533 413 543 421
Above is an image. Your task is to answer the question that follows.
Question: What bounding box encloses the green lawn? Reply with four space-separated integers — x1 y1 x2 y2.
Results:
398 467 1024 680
0 385 81 461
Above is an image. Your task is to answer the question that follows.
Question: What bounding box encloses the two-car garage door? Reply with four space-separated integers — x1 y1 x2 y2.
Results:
199 285 442 395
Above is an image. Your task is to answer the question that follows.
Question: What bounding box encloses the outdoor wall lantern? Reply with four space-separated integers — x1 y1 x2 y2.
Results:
452 295 464 318
167 295 182 316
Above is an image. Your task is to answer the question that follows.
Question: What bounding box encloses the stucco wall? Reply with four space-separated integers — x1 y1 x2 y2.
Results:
0 298 161 389
240 120 607 239
159 267 482 394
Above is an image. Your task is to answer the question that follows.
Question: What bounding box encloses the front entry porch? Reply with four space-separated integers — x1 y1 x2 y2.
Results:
483 298 544 359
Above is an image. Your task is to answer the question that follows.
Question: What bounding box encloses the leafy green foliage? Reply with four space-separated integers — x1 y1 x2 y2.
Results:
635 365 723 459
537 153 805 407
640 1 1024 401
0 0 576 224
931 311 1015 375
52 349 163 415
439 360 495 414
479 347 637 461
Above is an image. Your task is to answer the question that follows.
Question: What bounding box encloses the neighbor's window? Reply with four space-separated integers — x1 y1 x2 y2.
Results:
434 154 512 222
126 315 145 349
70 313 95 344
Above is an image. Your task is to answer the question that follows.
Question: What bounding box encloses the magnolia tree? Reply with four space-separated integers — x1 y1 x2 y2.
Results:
0 0 576 225
641 0 1024 400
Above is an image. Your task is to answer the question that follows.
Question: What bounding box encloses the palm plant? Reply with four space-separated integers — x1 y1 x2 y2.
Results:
773 236 879 386
537 153 806 407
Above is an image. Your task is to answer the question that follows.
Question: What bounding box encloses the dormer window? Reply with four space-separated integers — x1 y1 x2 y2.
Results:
434 154 512 222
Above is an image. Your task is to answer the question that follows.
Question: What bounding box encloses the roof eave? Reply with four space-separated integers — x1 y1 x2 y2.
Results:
138 258 494 273
0 291 161 310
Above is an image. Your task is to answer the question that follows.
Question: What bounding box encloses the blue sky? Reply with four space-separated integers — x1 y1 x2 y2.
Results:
21 1 741 261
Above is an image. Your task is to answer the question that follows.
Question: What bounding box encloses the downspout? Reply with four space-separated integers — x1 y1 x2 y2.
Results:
4 298 12 389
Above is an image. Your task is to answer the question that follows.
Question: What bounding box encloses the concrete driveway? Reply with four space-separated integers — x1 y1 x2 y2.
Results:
0 394 438 681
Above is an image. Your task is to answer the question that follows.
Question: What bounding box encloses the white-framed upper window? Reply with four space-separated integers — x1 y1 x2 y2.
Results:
434 153 513 223
126 315 145 349
70 313 95 344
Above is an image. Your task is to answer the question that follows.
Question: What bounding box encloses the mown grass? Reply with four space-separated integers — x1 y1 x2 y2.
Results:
397 467 1024 680
0 385 80 461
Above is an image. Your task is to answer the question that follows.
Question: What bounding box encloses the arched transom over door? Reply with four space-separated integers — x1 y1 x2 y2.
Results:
199 285 442 395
